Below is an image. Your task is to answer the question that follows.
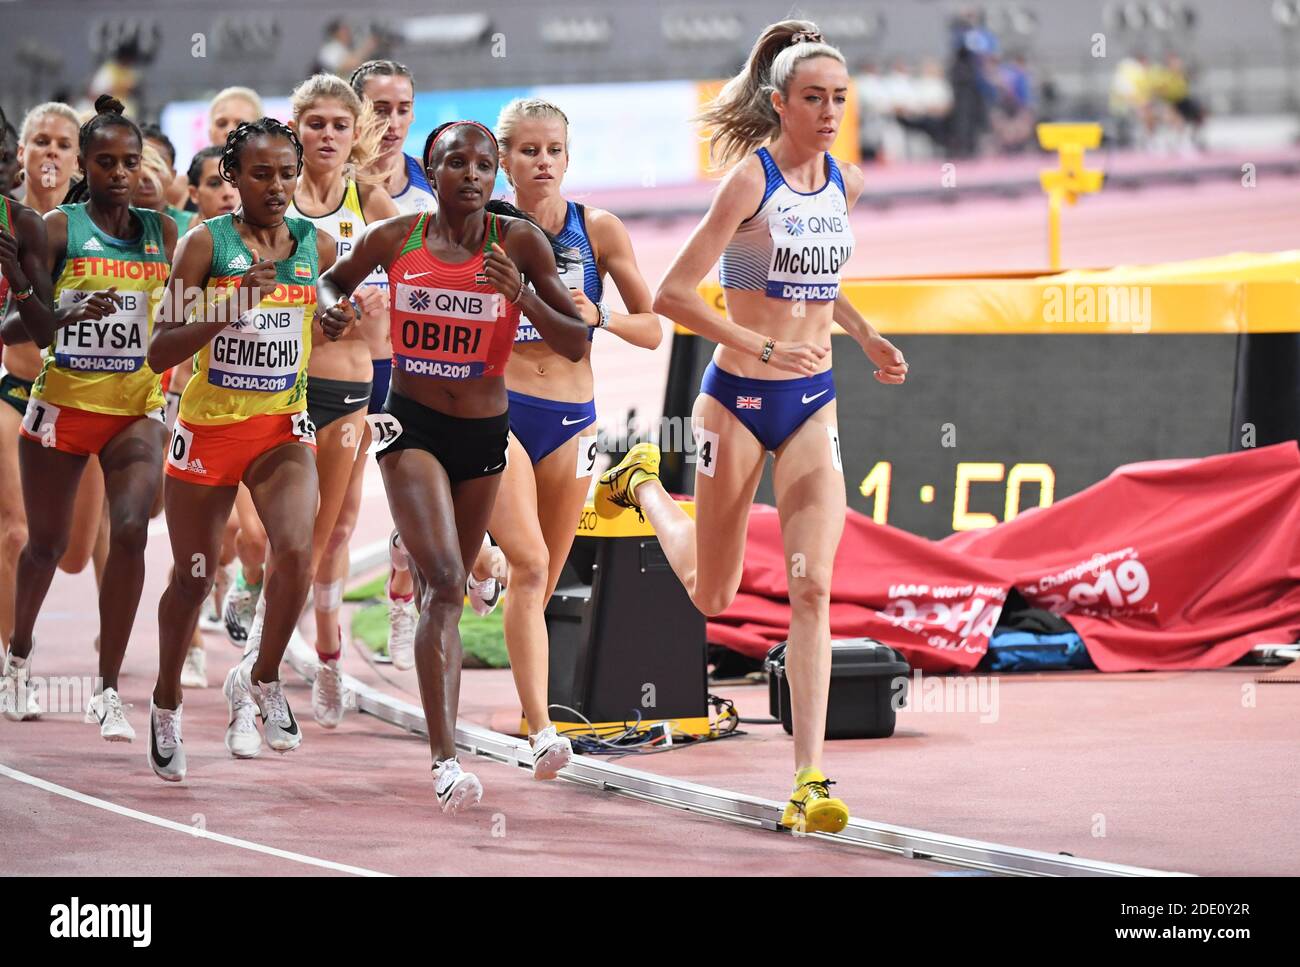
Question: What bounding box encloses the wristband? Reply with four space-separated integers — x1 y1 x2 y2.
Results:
13 284 33 303
511 272 525 305
759 338 775 364
596 301 610 329
349 297 363 320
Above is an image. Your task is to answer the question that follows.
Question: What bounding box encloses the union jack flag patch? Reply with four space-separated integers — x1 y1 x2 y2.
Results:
736 396 762 410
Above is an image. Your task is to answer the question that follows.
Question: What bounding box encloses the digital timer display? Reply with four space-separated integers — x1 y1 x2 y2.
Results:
662 332 1237 539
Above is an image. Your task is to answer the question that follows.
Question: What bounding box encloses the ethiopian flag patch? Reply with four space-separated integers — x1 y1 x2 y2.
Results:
294 262 311 279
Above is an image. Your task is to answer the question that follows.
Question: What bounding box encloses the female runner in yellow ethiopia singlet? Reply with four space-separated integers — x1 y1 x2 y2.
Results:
4 100 176 742
145 118 351 781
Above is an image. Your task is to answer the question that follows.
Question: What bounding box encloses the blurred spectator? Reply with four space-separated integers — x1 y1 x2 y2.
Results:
853 61 890 161
948 45 988 158
894 59 952 158
1109 52 1153 147
88 39 143 118
314 19 379 78
988 53 1036 153
1148 53 1205 152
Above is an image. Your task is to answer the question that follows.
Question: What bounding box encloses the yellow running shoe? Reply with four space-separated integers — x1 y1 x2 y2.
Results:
594 442 661 520
780 767 850 834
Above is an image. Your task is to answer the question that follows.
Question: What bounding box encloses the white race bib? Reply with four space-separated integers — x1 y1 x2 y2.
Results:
53 290 149 373
207 305 305 393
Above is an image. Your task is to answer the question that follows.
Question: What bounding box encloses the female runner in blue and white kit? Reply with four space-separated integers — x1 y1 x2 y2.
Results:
488 98 661 777
350 59 436 669
595 21 909 834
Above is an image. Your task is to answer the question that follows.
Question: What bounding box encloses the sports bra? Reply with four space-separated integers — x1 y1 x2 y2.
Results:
387 212 522 381
32 203 168 416
179 213 317 425
516 201 601 344
391 154 437 216
287 179 387 291
718 147 855 303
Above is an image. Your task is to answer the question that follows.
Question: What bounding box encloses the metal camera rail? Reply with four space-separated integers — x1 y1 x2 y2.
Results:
286 540 1185 878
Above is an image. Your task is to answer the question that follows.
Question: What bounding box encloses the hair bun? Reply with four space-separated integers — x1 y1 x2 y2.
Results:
94 94 125 116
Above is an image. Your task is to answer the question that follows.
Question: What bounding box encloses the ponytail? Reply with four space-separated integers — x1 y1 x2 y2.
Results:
694 19 844 169
485 199 581 274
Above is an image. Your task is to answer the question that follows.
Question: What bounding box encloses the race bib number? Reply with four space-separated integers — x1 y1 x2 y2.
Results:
207 305 305 393
22 397 60 442
693 425 719 478
146 407 166 424
54 290 149 373
765 203 854 302
167 422 195 471
365 413 403 454
393 282 499 380
291 411 317 446
827 425 842 473
577 433 598 478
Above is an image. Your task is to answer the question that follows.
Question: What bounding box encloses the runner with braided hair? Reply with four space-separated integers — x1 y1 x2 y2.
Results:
1 95 175 740
147 117 351 781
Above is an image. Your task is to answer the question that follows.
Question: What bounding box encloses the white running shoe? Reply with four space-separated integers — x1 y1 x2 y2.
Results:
530 725 573 780
223 661 262 758
96 687 135 743
180 645 208 689
466 573 503 618
312 658 345 729
223 571 261 646
242 592 266 662
388 597 417 671
432 757 483 815
148 700 186 782
1 649 41 722
253 679 302 753
200 562 235 632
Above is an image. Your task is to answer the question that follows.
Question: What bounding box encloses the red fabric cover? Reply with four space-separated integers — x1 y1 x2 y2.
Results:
707 443 1300 672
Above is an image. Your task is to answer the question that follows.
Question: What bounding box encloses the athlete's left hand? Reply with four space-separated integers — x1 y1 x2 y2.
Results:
484 242 525 303
568 288 600 327
316 298 357 342
865 334 908 384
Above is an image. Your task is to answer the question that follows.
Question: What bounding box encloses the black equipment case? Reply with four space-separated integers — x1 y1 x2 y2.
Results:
765 638 911 739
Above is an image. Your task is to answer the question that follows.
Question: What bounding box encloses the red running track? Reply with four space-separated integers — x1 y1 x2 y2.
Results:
5 177 1300 875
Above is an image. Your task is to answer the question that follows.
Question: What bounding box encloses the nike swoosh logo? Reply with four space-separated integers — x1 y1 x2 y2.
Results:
150 713 173 768
403 271 434 282
561 415 591 426
483 462 505 472
343 395 368 404
802 390 829 404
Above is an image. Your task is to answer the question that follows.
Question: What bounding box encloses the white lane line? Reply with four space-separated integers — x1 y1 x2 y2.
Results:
0 763 391 877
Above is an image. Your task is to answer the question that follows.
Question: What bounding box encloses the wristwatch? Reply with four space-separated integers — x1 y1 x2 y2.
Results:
596 301 611 329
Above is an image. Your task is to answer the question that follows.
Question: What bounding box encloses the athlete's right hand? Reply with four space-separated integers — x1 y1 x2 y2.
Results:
69 286 123 322
765 339 828 376
316 298 358 341
240 249 277 293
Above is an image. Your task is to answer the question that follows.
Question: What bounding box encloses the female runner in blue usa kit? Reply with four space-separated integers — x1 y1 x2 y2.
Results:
595 21 909 834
